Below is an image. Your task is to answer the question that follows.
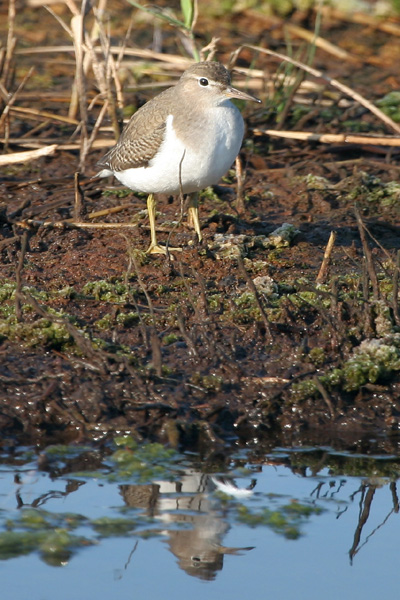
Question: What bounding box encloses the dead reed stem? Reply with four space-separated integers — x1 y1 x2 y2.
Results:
70 4 90 172
316 231 336 284
1 0 17 91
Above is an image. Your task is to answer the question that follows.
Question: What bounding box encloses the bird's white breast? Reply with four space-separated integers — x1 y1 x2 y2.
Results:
113 101 244 195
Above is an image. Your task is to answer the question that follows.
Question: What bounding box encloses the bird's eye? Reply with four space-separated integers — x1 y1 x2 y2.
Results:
199 77 209 87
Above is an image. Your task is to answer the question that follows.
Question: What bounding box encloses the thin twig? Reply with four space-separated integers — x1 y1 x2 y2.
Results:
313 376 335 418
176 309 198 357
131 253 163 376
15 231 29 322
393 250 400 327
354 205 379 301
86 98 109 157
73 171 85 220
237 256 273 342
0 67 35 131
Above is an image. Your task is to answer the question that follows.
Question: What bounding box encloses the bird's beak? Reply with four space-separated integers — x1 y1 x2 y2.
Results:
225 86 261 103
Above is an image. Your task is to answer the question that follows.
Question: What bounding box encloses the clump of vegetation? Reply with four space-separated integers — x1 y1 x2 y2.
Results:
342 336 400 391
236 500 323 539
376 91 400 122
82 280 133 303
1 509 91 565
107 436 178 482
0 313 73 350
292 335 400 401
344 172 400 207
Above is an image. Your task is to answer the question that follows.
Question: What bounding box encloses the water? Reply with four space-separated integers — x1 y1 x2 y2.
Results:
1 440 399 600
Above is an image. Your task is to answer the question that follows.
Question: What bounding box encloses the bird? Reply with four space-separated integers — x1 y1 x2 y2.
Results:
96 61 261 254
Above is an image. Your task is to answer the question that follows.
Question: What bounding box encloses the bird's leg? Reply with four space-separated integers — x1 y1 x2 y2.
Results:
187 192 202 243
146 193 162 254
146 193 181 255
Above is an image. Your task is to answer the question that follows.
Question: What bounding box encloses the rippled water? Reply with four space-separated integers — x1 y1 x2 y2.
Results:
1 439 399 600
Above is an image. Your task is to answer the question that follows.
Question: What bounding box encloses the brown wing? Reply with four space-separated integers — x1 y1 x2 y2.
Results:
97 87 175 172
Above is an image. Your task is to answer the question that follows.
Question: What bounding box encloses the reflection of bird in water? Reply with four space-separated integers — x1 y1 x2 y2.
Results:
120 471 254 580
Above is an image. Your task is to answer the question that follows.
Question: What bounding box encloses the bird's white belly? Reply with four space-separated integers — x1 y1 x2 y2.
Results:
114 107 244 195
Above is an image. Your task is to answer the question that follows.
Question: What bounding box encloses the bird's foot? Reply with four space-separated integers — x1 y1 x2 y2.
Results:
146 243 182 256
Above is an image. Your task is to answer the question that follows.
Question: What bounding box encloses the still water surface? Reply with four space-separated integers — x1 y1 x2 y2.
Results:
1 440 399 600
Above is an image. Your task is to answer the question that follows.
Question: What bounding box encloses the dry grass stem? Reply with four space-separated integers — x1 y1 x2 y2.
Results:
1 0 17 91
283 22 358 62
44 6 74 37
74 171 85 220
85 13 121 140
16 45 194 67
87 99 109 152
16 219 140 230
316 231 336 284
85 204 134 219
242 376 290 384
70 8 89 171
27 0 67 5
200 37 220 62
318 6 400 37
0 67 35 133
354 205 379 301
0 137 113 150
0 144 58 166
244 10 357 63
238 45 400 135
253 130 400 147
234 155 245 215
8 105 79 125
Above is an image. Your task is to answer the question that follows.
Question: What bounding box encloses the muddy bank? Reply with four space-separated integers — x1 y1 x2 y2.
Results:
2 2 400 447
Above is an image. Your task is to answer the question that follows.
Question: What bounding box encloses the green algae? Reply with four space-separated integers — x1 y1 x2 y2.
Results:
82 280 133 303
91 517 137 537
292 335 400 401
0 314 73 349
376 90 400 122
0 508 91 564
344 172 400 207
107 437 178 483
236 500 323 540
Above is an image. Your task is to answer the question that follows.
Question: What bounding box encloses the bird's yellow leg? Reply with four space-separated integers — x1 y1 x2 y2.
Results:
146 193 182 255
187 192 202 243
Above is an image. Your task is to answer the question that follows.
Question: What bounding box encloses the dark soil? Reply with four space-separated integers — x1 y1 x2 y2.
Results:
2 2 400 449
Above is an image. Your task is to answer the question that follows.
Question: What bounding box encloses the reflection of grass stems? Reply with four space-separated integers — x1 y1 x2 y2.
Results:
127 0 200 61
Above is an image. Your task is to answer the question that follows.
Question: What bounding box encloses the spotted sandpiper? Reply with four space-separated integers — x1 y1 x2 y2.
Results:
96 61 260 254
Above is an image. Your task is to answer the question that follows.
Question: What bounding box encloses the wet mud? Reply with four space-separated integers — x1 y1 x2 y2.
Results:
1 3 400 448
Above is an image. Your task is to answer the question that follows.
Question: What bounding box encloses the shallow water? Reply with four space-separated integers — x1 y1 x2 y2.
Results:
1 440 399 600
